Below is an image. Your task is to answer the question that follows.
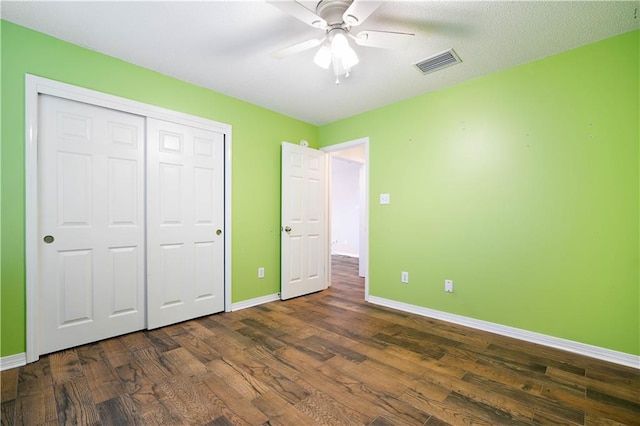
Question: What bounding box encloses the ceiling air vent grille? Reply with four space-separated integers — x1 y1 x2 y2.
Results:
414 49 461 75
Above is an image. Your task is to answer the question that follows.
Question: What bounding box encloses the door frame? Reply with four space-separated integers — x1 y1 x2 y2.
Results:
321 137 370 301
24 75 233 363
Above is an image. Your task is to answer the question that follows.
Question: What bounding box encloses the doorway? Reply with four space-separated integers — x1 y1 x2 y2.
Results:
321 138 369 300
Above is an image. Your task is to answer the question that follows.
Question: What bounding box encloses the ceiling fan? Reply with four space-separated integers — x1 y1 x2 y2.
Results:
268 0 415 84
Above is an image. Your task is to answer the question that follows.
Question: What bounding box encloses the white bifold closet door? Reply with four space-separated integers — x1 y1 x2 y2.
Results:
38 96 225 355
146 118 225 329
39 95 146 354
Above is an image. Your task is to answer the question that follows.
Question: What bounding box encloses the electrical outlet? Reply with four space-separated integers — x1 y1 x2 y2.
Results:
401 271 409 283
445 279 453 292
380 193 390 204
258 267 265 279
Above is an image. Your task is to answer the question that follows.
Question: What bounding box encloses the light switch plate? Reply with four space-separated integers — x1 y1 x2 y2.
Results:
380 193 390 204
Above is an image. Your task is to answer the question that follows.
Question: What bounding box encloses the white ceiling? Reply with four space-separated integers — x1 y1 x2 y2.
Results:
2 1 638 125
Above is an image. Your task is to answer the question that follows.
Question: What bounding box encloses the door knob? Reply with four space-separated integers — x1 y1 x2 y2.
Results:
284 226 291 233
43 235 55 244
216 229 222 235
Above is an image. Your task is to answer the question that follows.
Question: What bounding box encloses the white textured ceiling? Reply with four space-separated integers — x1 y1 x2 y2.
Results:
2 1 638 125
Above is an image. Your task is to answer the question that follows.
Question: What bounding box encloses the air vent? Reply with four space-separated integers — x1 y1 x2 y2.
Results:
414 49 461 75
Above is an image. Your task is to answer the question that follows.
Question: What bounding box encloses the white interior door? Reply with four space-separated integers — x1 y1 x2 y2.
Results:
39 95 145 355
281 142 327 300
147 118 225 328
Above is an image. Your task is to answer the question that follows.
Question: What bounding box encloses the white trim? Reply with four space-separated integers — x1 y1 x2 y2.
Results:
325 150 332 288
25 76 39 364
25 74 233 363
368 296 640 369
0 353 27 371
224 132 232 312
231 293 280 311
321 138 370 301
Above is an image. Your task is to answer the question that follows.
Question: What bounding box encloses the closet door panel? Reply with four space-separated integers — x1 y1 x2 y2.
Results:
39 95 145 355
147 118 224 329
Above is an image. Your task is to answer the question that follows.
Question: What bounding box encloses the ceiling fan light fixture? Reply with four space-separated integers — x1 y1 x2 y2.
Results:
331 32 350 56
313 30 359 79
330 32 359 74
333 47 359 71
313 44 332 69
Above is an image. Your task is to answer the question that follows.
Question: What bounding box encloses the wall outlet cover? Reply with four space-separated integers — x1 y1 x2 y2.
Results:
445 279 453 292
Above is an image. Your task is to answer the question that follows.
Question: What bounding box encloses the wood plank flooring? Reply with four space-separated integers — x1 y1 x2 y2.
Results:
2 255 639 425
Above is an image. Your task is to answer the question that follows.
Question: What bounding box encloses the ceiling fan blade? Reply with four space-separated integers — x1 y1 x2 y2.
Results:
267 0 327 29
342 0 382 26
270 38 323 59
353 30 415 50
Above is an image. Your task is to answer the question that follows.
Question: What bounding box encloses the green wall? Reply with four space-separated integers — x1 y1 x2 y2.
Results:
0 21 318 357
319 30 640 356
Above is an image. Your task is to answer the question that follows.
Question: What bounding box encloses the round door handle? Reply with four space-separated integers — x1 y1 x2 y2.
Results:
216 229 222 236
284 226 291 233
43 235 55 244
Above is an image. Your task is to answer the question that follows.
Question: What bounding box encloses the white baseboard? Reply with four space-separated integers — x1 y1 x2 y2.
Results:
368 296 640 369
0 352 27 371
231 293 280 311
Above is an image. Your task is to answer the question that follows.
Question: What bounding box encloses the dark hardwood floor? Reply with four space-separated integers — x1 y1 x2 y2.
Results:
2 255 639 425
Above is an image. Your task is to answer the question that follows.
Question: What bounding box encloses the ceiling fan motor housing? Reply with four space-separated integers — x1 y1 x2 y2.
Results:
316 0 354 27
